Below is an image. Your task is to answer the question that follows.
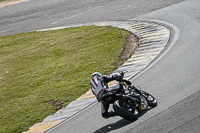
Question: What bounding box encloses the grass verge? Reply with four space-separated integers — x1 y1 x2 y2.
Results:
0 0 6 3
0 25 131 133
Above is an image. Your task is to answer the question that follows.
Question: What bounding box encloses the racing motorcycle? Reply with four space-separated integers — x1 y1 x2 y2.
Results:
110 71 157 121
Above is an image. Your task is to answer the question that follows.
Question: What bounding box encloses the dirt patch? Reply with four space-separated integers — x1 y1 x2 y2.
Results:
48 100 65 110
106 33 139 75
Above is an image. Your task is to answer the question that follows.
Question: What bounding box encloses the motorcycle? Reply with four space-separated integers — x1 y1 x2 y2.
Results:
107 71 157 121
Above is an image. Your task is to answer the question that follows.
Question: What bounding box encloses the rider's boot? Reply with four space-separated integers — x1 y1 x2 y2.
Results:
102 111 116 119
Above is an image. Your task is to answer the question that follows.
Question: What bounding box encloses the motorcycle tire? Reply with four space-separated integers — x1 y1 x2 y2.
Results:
141 91 157 107
113 100 147 121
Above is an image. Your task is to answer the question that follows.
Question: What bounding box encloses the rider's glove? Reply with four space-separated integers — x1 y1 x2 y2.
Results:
112 73 121 80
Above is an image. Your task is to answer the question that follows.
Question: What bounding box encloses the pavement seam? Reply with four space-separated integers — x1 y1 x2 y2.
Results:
24 20 172 133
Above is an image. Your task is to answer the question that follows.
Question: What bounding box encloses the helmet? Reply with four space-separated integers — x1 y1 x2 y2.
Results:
91 72 102 78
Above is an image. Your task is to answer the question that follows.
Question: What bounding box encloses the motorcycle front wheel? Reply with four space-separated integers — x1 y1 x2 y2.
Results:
141 91 157 107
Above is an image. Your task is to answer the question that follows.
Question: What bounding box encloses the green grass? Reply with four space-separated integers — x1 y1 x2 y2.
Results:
0 0 6 3
0 25 130 133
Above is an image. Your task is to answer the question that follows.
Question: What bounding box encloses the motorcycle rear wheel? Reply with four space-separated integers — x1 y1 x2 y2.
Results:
113 100 147 121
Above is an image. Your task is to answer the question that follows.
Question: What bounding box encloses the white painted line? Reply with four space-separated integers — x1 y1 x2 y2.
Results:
0 27 14 33
126 1 144 8
51 6 104 24
37 26 70 31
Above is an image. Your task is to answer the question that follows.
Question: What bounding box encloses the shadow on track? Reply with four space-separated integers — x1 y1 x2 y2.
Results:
93 107 156 133
93 119 135 133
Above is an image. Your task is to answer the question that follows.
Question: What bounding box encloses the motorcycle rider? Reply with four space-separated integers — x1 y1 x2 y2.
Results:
90 72 136 119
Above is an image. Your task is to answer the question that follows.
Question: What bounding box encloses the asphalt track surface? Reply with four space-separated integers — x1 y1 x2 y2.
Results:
0 0 183 36
1 0 200 133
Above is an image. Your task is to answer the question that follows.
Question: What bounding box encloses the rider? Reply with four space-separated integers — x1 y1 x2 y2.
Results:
90 72 135 119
